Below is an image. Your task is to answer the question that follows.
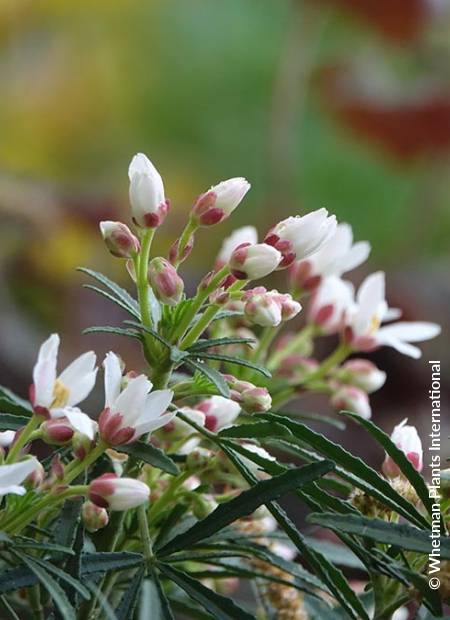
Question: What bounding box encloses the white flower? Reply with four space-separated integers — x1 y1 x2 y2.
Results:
345 272 441 358
99 353 174 445
229 243 281 280
330 386 372 420
196 396 241 432
128 153 168 227
89 474 150 511
216 226 258 267
31 334 97 437
0 430 16 449
291 223 370 290
193 178 251 226
0 458 40 497
309 276 355 334
266 208 337 267
383 419 423 477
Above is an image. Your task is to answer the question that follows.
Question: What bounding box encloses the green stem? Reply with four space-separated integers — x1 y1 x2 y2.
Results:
250 325 280 365
173 217 198 268
180 305 219 350
28 584 44 620
267 324 315 371
136 229 155 329
301 342 352 386
147 470 192 523
6 415 41 464
137 504 153 566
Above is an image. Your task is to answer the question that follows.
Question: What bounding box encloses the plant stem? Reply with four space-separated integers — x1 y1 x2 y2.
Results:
250 325 280 365
267 324 315 371
173 217 198 268
6 415 41 464
301 342 352 385
137 504 154 566
136 228 155 329
180 305 219 350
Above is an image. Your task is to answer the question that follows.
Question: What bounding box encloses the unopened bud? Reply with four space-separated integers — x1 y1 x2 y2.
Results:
240 386 272 413
229 244 281 281
72 432 95 460
192 178 250 227
169 235 194 265
26 461 45 489
192 494 218 519
50 455 65 481
334 359 386 394
308 276 354 335
148 257 184 306
41 418 74 445
82 501 109 533
99 221 140 259
382 419 423 478
330 386 371 420
128 153 169 228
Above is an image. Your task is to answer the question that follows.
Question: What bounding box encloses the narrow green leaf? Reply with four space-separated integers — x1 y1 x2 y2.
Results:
115 567 145 619
341 411 434 517
211 309 244 322
0 386 33 417
261 413 429 529
157 461 334 557
117 442 179 476
192 352 271 378
284 410 346 430
81 552 143 576
17 555 90 600
124 320 173 349
304 538 364 570
83 326 142 339
307 513 450 558
0 594 21 620
185 360 230 398
158 564 255 620
86 582 118 620
0 413 30 430
219 421 292 440
83 284 140 319
0 566 36 594
14 552 76 620
188 336 256 352
141 571 175 620
78 267 140 317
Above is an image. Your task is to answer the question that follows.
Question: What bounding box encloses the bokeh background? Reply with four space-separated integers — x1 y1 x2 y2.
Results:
0 0 449 466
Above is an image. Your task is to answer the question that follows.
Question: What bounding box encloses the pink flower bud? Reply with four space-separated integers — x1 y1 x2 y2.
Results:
26 461 45 489
289 260 322 292
168 235 194 265
128 153 169 228
192 178 250 226
229 243 281 280
196 396 241 432
99 221 140 259
330 386 371 420
240 386 272 413
336 359 386 394
148 257 184 306
277 293 302 321
50 454 65 481
72 432 96 460
244 292 282 327
216 226 258 269
382 419 423 478
41 418 74 445
89 474 150 511
82 501 109 532
308 276 354 335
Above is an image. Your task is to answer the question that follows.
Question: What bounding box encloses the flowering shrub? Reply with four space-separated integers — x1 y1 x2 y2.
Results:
0 152 446 619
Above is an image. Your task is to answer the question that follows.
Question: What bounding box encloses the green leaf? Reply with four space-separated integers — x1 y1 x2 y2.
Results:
124 320 173 350
78 267 140 318
158 564 255 620
83 326 142 340
185 359 230 398
222 446 370 620
81 552 144 576
14 551 76 620
188 336 256 352
307 513 450 558
0 413 30 430
83 284 140 319
0 594 21 620
261 413 429 529
117 442 179 476
219 421 292 440
284 410 346 430
341 411 434 518
17 554 90 600
192 352 271 378
157 460 334 557
304 538 364 570
0 386 33 417
0 566 37 594
115 567 145 619
86 582 118 620
140 571 175 620
211 309 244 322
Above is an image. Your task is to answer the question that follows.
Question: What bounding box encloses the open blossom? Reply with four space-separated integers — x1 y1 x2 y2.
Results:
265 208 337 268
344 272 441 358
216 226 258 268
192 178 250 226
382 419 423 477
196 396 241 432
128 153 169 227
289 223 370 291
31 334 97 438
148 257 184 306
89 473 150 511
334 359 386 393
99 353 174 445
99 221 140 259
309 276 355 334
229 243 281 280
0 458 40 497
330 386 372 419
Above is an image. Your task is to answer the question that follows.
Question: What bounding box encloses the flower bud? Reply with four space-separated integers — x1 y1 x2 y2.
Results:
41 418 74 445
128 153 169 228
240 386 272 413
72 432 95 460
192 494 218 519
308 276 354 335
265 209 337 268
196 396 241 432
244 292 282 327
26 461 45 489
82 501 109 533
192 178 250 226
382 419 423 477
148 257 184 306
89 474 150 511
229 243 281 280
0 430 16 450
168 235 194 265
330 386 371 420
216 226 258 269
99 221 140 259
334 359 386 394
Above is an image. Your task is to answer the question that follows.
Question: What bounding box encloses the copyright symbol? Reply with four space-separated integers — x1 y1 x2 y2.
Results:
429 577 440 589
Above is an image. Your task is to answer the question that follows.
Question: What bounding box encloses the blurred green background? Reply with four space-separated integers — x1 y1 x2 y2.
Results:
0 0 448 446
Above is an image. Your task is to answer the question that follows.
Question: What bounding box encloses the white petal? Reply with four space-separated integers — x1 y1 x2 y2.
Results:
377 321 441 343
339 241 371 273
0 485 27 497
0 458 39 488
113 375 152 425
383 307 402 322
143 389 174 420
103 352 123 408
133 411 176 438
0 430 16 448
59 351 97 407
62 408 97 440
375 334 422 359
33 334 59 408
